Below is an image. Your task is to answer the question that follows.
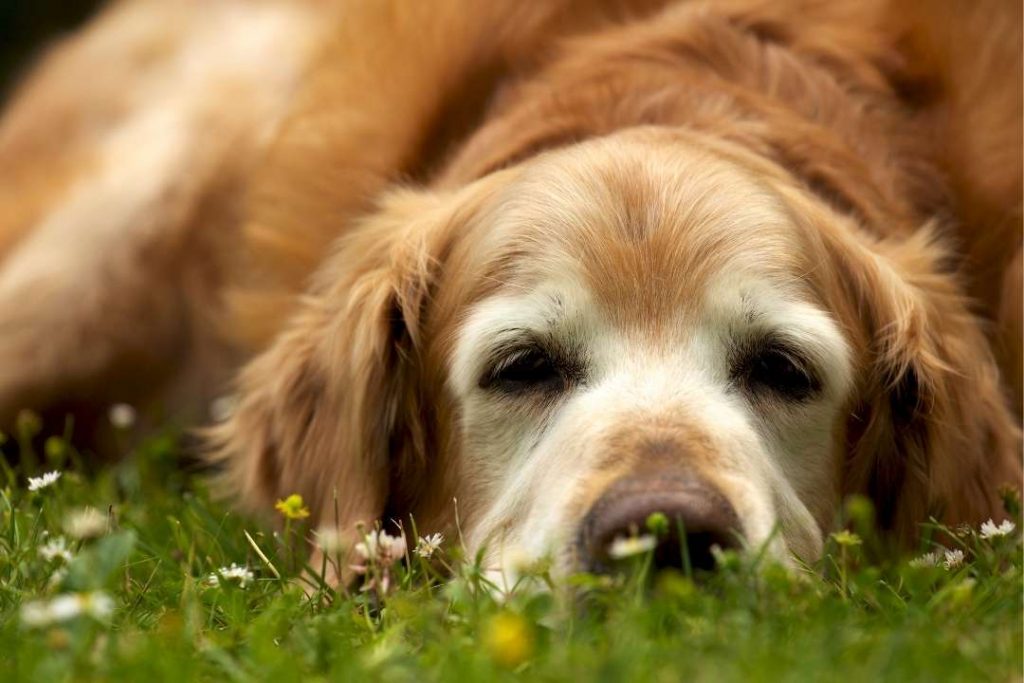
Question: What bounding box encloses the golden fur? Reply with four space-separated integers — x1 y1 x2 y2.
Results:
0 0 1020 575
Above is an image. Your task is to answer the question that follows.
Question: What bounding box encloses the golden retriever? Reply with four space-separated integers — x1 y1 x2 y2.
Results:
0 0 1020 581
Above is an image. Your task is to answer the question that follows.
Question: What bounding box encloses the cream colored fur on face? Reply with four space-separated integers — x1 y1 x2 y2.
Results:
447 135 854 577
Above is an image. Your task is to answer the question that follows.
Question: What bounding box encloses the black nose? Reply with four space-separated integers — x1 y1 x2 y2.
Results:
580 471 742 573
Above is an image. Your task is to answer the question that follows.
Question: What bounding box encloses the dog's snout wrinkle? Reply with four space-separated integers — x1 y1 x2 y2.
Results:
580 470 741 574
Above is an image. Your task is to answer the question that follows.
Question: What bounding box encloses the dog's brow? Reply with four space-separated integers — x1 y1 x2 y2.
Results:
733 322 808 353
741 331 803 356
485 328 538 357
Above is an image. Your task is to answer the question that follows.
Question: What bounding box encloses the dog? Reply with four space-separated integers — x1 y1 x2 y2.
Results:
0 0 1020 582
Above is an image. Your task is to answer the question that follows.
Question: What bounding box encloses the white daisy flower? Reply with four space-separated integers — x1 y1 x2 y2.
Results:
64 507 107 539
607 534 658 560
314 526 346 555
353 534 378 562
108 403 137 429
350 530 406 597
207 563 254 588
943 549 966 570
415 533 444 559
27 470 61 492
382 531 407 560
354 530 406 565
979 518 1016 539
20 591 113 628
38 537 73 563
909 551 939 568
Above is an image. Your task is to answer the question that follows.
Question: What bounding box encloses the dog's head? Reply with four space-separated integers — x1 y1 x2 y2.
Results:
211 128 1018 580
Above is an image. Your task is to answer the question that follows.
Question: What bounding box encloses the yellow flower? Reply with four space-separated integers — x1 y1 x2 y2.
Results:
274 494 310 520
830 530 862 547
484 611 533 668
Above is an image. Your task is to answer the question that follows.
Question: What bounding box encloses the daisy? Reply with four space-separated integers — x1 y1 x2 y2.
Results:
207 563 255 588
354 529 406 565
909 551 939 568
314 526 345 555
378 530 407 561
943 549 965 571
20 591 113 628
415 533 444 558
64 507 107 539
607 534 657 560
27 470 61 492
979 518 1016 539
351 529 406 596
38 537 73 564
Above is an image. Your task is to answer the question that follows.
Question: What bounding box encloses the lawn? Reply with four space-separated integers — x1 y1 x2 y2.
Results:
1 416 1021 682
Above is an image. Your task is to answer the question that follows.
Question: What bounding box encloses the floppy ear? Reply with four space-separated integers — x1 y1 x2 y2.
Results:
206 188 454 549
836 228 1021 542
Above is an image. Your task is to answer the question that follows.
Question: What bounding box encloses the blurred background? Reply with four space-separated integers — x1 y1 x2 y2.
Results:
0 0 104 101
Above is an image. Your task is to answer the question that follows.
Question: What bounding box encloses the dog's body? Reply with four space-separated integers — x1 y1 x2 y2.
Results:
1 0 1020 579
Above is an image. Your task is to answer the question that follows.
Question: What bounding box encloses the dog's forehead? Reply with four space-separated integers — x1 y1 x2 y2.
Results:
480 133 810 328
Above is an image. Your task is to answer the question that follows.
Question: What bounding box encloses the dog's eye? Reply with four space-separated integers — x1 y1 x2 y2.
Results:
482 347 565 393
737 346 819 401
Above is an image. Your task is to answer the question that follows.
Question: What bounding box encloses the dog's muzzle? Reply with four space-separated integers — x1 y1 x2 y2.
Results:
579 468 742 573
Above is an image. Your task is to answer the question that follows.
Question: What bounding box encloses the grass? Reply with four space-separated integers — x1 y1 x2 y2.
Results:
0 418 1021 682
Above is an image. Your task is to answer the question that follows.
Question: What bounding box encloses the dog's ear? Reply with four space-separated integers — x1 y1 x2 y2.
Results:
834 228 1021 542
207 188 458 550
